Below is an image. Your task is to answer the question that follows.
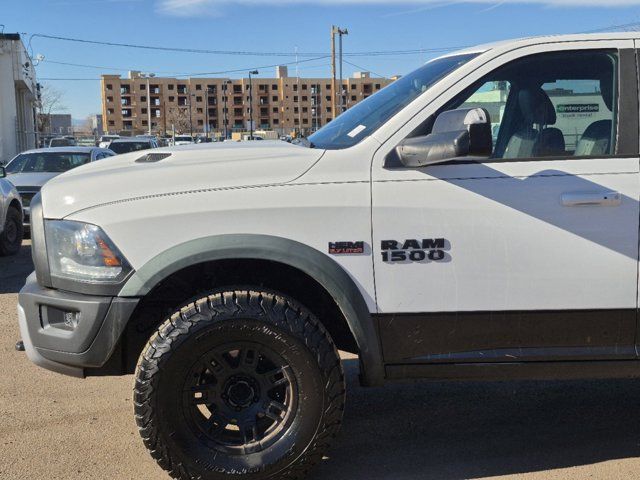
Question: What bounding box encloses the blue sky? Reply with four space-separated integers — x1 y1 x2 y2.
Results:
6 0 640 119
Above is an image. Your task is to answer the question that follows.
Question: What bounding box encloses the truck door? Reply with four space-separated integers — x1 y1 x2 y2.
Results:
372 42 640 366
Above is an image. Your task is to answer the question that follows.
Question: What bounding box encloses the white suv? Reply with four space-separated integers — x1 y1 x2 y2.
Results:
17 33 640 479
0 165 23 256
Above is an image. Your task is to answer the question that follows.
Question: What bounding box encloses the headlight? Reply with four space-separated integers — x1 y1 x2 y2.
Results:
45 220 132 284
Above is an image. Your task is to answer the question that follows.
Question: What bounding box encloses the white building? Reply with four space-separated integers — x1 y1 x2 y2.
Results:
0 33 38 164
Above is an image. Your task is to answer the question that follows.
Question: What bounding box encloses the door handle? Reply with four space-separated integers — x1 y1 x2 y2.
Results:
561 191 621 207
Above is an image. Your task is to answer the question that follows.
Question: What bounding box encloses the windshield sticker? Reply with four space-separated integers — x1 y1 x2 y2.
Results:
347 125 367 138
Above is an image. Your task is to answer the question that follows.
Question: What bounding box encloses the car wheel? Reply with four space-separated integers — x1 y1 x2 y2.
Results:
134 289 345 480
0 207 23 256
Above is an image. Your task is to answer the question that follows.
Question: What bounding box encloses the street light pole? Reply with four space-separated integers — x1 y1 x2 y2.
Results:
142 72 156 136
223 80 231 140
205 87 210 140
248 70 258 140
188 92 194 137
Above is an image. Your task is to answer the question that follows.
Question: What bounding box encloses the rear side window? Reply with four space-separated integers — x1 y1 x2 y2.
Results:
6 152 91 173
109 142 152 154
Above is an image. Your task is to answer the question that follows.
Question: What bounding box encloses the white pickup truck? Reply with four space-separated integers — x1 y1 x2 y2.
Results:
17 33 640 479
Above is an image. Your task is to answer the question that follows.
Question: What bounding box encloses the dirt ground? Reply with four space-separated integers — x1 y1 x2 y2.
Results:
1 241 639 479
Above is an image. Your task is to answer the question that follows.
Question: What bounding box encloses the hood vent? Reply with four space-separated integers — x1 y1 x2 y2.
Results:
136 152 172 163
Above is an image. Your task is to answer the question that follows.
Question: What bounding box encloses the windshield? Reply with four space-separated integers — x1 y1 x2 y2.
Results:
308 53 479 150
6 152 91 174
175 136 192 142
109 141 152 154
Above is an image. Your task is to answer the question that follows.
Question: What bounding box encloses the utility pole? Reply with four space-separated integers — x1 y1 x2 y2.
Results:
331 26 348 120
248 70 258 140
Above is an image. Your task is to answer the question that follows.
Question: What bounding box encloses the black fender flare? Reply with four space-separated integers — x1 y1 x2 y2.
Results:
119 234 384 386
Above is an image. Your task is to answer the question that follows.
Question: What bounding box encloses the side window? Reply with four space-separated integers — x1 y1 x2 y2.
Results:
441 50 618 161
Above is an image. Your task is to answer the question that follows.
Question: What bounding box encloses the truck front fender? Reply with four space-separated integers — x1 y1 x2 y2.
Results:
119 234 384 386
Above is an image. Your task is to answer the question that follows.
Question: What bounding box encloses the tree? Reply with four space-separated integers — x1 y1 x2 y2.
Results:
37 83 67 134
165 106 191 135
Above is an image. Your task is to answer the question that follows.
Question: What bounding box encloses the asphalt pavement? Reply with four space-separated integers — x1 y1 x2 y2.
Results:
1 241 639 479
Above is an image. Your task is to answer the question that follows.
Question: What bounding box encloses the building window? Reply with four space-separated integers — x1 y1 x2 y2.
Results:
141 108 148 114
169 96 175 102
293 85 298 92
140 96 147 102
168 84 175 90
107 96 113 103
302 84 308 90
351 95 356 101
272 107 278 113
302 96 308 102
196 84 202 90
140 84 146 90
273 118 279 125
375 84 381 90
272 84 278 91
272 96 278 102
106 84 113 91
108 120 115 126
293 96 299 103
196 96 202 102
351 84 356 90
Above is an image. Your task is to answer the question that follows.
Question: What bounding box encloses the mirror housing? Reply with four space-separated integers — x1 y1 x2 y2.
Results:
0 166 6 179
396 107 493 168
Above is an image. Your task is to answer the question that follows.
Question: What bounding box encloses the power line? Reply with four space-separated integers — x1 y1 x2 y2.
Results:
29 32 465 58
39 55 332 80
342 59 386 79
581 21 640 34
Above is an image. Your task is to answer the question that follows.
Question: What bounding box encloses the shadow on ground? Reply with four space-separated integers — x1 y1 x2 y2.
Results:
0 241 32 294
312 359 640 480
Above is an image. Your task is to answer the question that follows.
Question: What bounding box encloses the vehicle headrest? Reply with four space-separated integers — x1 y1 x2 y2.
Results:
600 77 614 112
519 88 556 126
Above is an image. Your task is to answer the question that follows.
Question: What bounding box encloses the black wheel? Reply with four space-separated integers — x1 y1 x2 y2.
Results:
0 207 23 256
135 289 345 480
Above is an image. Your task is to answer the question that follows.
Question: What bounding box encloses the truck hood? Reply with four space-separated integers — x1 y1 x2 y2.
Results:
40 141 324 219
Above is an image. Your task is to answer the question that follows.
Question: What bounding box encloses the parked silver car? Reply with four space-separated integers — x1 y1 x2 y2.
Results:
0 165 23 256
4 147 115 226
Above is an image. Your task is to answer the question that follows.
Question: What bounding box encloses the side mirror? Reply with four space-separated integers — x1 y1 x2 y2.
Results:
0 166 6 179
396 108 493 168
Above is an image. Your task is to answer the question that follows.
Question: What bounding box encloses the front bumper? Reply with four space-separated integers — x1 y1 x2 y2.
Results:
18 272 139 377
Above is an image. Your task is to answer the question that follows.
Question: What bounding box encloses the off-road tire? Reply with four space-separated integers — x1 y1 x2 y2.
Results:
134 289 346 480
0 207 23 256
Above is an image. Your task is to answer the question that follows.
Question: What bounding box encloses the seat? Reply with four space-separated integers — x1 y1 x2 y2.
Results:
574 78 613 157
504 87 565 159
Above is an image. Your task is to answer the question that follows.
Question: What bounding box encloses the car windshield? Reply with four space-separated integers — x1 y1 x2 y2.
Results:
307 53 479 150
6 152 91 174
175 136 192 142
109 141 151 154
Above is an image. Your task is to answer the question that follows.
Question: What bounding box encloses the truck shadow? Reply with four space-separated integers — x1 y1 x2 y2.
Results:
313 359 640 480
0 241 33 294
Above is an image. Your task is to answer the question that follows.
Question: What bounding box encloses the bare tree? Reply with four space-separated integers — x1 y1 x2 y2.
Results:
37 83 67 134
165 106 191 135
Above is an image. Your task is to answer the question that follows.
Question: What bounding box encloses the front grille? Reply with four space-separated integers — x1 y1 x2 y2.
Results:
15 186 41 208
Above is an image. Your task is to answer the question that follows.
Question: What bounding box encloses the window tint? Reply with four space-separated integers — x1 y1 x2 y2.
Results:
439 50 618 160
108 142 152 154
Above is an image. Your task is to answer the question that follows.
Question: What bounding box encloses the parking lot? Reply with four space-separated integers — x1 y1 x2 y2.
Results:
0 241 639 480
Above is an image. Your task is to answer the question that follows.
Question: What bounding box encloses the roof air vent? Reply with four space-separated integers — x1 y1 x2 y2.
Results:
136 152 172 163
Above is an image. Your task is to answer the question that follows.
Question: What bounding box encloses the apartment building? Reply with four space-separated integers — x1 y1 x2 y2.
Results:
101 66 393 137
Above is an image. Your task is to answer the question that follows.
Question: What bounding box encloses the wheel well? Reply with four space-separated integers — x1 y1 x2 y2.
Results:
120 259 359 374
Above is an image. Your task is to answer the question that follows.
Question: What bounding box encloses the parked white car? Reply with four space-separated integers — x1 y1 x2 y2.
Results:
173 135 194 146
107 137 158 155
4 147 115 227
0 165 23 256
98 135 120 148
18 32 640 479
